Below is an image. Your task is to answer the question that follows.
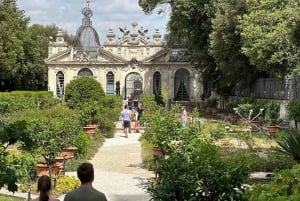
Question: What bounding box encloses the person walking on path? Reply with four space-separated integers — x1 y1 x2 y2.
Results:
130 108 136 133
63 162 108 201
181 106 187 127
121 104 131 138
31 175 60 201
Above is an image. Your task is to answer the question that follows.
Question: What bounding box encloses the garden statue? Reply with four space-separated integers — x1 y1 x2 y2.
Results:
116 81 120 96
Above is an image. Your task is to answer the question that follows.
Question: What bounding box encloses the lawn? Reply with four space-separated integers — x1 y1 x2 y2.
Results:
0 195 25 201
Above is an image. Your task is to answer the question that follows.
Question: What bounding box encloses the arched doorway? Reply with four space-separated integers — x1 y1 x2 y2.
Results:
125 72 143 98
174 68 190 101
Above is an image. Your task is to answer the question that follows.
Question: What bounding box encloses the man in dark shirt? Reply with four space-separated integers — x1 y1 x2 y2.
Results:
64 162 108 201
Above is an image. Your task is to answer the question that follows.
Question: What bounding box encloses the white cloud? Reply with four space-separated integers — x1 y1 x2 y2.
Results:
17 0 170 43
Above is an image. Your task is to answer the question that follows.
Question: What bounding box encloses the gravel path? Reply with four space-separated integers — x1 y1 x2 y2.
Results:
60 121 154 201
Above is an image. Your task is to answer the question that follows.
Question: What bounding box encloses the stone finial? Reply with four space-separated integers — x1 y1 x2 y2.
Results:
106 28 116 43
56 29 65 43
131 21 138 29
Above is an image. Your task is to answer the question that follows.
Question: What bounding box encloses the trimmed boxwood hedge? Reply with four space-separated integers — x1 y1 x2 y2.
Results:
0 91 56 113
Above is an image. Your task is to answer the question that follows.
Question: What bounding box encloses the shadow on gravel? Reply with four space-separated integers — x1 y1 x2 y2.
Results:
133 176 151 189
111 193 151 201
128 163 147 169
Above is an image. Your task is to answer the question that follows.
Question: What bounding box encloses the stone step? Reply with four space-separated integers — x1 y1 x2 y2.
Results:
249 172 274 184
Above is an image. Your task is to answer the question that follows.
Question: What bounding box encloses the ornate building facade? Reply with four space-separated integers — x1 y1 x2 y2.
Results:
46 2 202 102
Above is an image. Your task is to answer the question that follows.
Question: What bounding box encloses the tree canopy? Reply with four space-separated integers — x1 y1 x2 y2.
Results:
209 0 261 94
139 0 300 96
0 0 30 90
239 0 300 77
0 0 74 91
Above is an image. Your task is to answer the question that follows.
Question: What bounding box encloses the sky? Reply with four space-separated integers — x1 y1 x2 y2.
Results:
16 0 170 43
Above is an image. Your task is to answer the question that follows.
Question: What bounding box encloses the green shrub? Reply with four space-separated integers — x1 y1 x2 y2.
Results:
221 149 296 173
8 105 82 165
246 164 300 201
99 104 121 123
236 97 266 119
64 131 105 171
154 94 165 106
73 131 90 157
6 151 37 184
29 175 80 197
53 175 80 196
79 101 100 125
287 99 300 128
139 94 159 113
64 77 105 109
237 103 253 117
276 129 300 162
100 95 122 110
142 108 181 153
226 98 241 113
141 138 155 170
0 91 56 113
200 121 227 140
264 151 296 171
148 143 250 201
96 115 115 138
267 101 280 125
0 121 32 192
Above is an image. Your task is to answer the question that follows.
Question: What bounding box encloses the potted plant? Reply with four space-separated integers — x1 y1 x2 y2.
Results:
13 105 82 177
267 102 280 136
143 108 181 156
81 101 99 136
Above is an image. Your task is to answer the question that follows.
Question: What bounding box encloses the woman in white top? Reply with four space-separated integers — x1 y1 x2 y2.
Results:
181 106 187 127
31 175 60 201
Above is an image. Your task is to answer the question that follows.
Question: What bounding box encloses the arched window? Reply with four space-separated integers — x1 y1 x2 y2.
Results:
56 71 64 96
174 68 190 101
77 68 93 77
106 71 114 95
153 71 161 95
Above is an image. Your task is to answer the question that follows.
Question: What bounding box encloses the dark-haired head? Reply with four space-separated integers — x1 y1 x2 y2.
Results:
77 162 94 184
37 175 51 201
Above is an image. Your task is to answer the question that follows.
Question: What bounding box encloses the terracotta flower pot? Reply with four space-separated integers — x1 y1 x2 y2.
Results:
36 163 59 177
267 125 279 137
250 120 261 132
60 146 78 159
230 114 239 124
153 147 163 156
83 124 97 136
